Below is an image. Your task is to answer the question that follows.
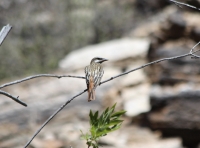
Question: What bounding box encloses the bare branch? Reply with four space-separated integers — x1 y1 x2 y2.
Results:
169 0 200 11
0 24 12 46
100 53 190 85
0 90 27 107
24 42 200 147
0 74 85 89
100 41 200 85
24 89 87 148
190 41 200 58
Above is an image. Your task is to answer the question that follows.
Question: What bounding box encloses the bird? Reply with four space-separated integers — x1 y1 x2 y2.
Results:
85 57 108 102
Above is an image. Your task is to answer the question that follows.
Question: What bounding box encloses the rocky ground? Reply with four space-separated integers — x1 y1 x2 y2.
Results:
0 2 200 148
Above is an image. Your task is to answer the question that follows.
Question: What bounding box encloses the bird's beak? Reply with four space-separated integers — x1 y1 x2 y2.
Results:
101 58 108 62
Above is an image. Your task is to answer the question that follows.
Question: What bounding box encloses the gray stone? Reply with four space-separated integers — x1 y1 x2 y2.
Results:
100 125 182 148
59 38 150 71
122 84 150 117
119 62 147 87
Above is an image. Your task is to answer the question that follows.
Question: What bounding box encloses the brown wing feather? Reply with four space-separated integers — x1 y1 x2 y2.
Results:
88 77 95 102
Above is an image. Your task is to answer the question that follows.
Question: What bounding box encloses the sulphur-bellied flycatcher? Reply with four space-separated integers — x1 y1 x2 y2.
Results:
85 57 108 102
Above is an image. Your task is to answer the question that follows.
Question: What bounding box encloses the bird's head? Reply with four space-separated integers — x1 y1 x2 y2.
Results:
91 57 108 64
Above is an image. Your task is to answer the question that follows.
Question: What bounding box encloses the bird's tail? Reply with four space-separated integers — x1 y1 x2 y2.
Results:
88 78 95 102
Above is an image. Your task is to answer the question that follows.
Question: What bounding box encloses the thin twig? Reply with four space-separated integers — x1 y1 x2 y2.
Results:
100 41 200 85
0 74 85 89
0 24 12 46
0 90 27 107
190 41 200 58
24 42 200 148
24 89 87 148
169 0 200 11
100 53 190 85
173 1 183 8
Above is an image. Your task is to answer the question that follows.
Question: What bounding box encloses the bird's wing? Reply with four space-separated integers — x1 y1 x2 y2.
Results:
85 66 90 86
93 65 104 88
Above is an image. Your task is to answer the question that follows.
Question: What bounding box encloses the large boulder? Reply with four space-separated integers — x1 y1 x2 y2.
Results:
59 38 150 71
144 9 200 148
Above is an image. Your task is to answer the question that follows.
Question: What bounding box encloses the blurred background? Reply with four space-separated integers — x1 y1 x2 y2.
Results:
0 0 200 147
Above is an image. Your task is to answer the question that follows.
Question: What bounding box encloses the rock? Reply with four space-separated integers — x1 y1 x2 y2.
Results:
130 5 186 39
161 13 186 39
102 59 149 111
146 39 200 147
122 83 150 117
104 84 150 116
185 12 200 41
191 27 200 42
31 138 64 148
119 63 147 87
148 90 200 147
142 6 200 147
146 31 200 147
59 38 150 71
42 140 64 148
184 12 200 25
147 39 200 84
135 0 170 13
102 88 121 109
100 125 182 148
124 96 150 117
100 67 122 82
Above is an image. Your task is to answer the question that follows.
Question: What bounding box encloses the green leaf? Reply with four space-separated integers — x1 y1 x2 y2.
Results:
111 110 126 118
92 142 98 148
89 111 99 128
90 126 96 138
81 134 88 140
105 119 123 127
110 123 122 132
81 103 125 148
105 107 109 114
111 103 117 110
102 111 111 124
89 110 94 124
96 126 120 137
94 111 99 121
99 109 107 123
103 106 116 123
89 110 93 118
96 129 109 137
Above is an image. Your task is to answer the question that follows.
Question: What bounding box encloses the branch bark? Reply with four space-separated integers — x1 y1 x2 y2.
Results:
0 24 12 46
169 0 200 10
0 74 84 106
0 74 85 89
0 90 27 107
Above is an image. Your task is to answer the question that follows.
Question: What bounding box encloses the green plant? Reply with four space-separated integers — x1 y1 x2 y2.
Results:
81 103 126 148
